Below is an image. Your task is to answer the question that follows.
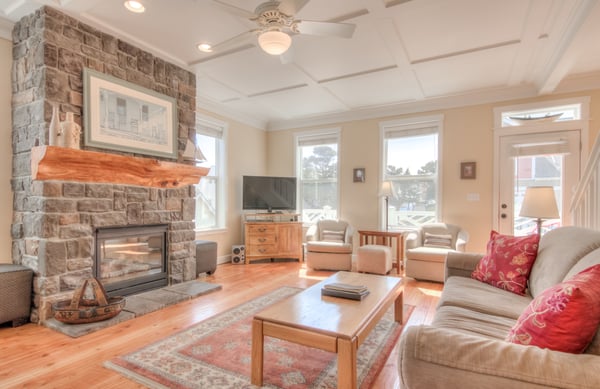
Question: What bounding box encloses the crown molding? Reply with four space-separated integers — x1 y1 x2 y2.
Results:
265 84 540 131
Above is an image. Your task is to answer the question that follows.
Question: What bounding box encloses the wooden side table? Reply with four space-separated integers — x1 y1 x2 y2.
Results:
358 230 404 271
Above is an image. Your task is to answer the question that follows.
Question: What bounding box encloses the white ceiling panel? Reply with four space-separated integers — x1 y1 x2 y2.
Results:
251 85 349 120
196 48 312 96
391 0 530 63
323 67 417 108
196 75 242 102
291 17 396 81
414 44 519 97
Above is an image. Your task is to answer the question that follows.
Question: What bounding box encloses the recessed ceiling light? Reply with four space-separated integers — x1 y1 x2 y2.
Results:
197 43 213 53
124 1 145 13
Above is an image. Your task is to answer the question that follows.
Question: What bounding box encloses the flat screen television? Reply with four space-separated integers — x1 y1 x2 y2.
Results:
242 175 297 212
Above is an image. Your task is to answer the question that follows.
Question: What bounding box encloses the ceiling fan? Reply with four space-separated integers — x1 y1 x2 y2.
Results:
198 0 357 56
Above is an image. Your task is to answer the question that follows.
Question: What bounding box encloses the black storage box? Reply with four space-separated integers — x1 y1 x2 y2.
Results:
195 240 217 275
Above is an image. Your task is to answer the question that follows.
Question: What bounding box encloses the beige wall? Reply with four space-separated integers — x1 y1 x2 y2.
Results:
0 38 13 264
195 109 267 259
266 90 600 253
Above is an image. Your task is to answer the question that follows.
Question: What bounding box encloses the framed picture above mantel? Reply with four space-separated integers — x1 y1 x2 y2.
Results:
83 68 178 159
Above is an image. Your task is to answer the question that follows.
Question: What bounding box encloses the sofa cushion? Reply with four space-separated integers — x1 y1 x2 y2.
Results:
433 305 516 340
471 231 539 295
506 264 600 354
439 276 531 320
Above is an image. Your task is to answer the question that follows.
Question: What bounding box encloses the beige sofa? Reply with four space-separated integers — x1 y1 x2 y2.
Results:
398 226 600 389
405 223 469 282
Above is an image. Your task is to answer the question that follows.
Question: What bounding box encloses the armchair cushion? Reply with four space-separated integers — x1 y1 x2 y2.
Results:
306 241 352 254
321 229 345 243
423 232 453 248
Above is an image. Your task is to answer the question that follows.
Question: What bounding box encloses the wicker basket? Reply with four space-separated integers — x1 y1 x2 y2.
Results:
52 277 125 324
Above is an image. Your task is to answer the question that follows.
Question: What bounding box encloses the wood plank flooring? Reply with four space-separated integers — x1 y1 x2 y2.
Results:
0 261 443 388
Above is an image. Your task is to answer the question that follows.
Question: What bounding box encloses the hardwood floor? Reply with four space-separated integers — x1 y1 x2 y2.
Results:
0 262 443 388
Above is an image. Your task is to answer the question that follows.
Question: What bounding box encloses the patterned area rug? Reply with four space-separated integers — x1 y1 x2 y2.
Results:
105 286 413 388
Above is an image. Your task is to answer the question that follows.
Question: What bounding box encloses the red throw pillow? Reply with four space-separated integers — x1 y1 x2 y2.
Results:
471 230 539 295
506 264 600 353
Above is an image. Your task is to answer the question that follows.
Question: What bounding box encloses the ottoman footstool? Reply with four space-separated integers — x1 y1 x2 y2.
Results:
357 245 393 275
0 264 33 327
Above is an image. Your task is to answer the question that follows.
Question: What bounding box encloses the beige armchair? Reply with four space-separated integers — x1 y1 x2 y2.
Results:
305 220 354 271
405 223 468 282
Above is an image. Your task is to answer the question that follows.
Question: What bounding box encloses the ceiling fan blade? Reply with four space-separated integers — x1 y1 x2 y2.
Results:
278 0 310 15
206 30 259 52
211 0 256 19
294 20 356 38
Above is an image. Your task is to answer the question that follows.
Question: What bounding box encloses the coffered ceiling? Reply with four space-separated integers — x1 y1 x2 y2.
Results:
1 0 600 130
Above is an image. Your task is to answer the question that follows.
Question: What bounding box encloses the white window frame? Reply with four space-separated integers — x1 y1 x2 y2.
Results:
294 128 341 225
195 113 227 233
379 115 444 229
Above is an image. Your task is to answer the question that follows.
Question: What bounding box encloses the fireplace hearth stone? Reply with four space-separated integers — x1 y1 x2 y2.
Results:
43 280 221 338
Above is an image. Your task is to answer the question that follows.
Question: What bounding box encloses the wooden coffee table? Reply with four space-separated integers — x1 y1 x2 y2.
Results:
251 271 404 388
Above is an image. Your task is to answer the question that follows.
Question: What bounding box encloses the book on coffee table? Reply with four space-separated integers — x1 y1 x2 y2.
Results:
321 282 370 300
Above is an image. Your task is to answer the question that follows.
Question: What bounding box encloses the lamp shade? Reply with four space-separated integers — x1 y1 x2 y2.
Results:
258 30 291 55
519 186 559 219
380 181 394 197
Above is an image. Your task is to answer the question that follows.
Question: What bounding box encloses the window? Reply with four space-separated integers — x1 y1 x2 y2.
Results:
380 116 443 229
296 129 340 224
194 115 226 231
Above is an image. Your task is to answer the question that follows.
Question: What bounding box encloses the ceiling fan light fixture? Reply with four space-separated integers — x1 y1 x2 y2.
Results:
197 43 213 52
258 30 291 55
124 1 145 13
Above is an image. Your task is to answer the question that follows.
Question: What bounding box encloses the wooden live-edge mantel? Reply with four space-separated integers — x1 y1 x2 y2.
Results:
31 145 209 188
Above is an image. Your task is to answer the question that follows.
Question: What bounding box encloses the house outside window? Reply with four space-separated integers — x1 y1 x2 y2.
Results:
380 116 443 229
295 129 340 224
195 115 227 231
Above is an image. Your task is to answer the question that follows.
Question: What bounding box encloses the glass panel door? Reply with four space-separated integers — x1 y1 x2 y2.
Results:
497 130 580 235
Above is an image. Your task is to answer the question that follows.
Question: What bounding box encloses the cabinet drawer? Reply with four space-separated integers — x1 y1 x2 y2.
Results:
247 244 277 256
246 224 276 234
247 235 276 245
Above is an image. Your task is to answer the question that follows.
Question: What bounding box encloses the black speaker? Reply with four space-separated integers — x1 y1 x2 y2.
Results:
232 245 245 264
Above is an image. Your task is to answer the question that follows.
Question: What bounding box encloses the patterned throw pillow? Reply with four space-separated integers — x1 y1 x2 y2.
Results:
321 230 345 243
506 264 600 353
423 232 453 249
471 230 539 295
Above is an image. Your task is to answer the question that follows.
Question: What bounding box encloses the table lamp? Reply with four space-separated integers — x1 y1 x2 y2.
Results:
519 186 559 235
380 181 394 231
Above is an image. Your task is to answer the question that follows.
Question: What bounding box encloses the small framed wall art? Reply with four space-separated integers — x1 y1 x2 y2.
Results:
353 168 365 183
460 162 476 179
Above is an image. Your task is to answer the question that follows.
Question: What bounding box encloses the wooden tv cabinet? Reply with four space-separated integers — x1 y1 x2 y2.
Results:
243 213 303 263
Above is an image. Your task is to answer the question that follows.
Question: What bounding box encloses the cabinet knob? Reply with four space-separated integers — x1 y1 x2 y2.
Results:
258 238 266 242
258 227 266 232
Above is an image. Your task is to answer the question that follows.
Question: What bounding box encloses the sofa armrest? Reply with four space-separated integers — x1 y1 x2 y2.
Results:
399 325 600 389
445 251 483 280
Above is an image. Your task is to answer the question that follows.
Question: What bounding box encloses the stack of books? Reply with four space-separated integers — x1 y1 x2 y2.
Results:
321 282 370 300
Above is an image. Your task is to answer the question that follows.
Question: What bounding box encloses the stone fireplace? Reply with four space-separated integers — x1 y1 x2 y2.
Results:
11 7 202 323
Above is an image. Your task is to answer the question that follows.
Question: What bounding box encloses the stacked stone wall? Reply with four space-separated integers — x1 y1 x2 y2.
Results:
11 6 198 322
